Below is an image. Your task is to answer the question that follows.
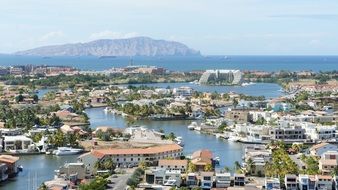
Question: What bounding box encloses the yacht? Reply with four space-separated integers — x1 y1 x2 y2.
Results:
164 178 177 186
187 122 198 130
53 147 83 156
174 137 184 147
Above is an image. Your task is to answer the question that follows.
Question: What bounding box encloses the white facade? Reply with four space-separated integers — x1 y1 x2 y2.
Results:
215 173 231 188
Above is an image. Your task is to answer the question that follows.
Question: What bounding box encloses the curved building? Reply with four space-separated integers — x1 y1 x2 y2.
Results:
199 70 242 85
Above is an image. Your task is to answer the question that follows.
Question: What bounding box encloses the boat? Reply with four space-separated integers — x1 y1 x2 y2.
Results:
228 133 241 142
241 82 255 86
174 136 184 147
213 157 220 165
103 107 110 113
53 147 83 156
17 165 23 172
164 178 177 186
187 122 198 130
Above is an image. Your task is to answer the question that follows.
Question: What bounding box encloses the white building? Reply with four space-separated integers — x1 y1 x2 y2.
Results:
172 86 194 97
199 70 242 85
315 175 333 190
3 135 33 152
215 172 231 188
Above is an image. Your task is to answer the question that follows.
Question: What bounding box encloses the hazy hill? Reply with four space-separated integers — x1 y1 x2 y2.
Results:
15 37 201 57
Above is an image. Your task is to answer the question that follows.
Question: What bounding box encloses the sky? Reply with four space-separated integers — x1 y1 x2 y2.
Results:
0 0 338 55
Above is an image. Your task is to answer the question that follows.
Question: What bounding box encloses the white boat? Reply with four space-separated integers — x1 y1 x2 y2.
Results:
53 147 83 156
187 122 198 130
241 82 255 86
228 133 241 142
174 137 184 147
164 178 177 186
103 107 110 113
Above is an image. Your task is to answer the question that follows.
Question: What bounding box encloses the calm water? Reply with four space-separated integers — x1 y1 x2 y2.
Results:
3 81 282 189
121 82 283 99
2 155 77 190
86 107 244 168
1 55 338 72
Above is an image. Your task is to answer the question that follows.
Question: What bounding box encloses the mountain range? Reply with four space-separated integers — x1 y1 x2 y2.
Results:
15 37 200 57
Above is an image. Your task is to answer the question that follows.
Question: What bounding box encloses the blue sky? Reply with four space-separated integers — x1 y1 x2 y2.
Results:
1 0 338 55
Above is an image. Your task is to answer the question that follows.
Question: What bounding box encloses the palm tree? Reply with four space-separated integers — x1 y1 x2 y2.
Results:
223 166 232 173
234 161 242 173
245 158 255 175
204 164 213 172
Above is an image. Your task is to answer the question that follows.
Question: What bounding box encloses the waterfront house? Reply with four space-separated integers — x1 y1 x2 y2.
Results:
191 149 213 172
215 172 231 188
234 173 245 186
3 135 33 152
305 125 337 141
158 159 188 173
186 173 198 187
298 175 316 190
269 126 306 142
200 171 214 189
309 143 338 157
265 177 280 190
77 152 99 175
315 175 333 190
285 174 298 190
0 155 19 178
56 162 87 183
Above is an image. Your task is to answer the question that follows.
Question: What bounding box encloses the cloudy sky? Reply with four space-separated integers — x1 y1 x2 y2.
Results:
1 0 338 55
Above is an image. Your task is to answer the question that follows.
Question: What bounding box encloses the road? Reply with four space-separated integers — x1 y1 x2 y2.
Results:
106 168 135 190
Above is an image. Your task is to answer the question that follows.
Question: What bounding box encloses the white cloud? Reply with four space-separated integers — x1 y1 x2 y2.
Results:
89 30 139 40
38 30 65 42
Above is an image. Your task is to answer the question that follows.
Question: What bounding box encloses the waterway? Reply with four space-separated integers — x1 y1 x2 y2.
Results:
3 82 282 190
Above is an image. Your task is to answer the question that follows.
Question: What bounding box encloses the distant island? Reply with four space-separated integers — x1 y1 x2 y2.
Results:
15 37 201 57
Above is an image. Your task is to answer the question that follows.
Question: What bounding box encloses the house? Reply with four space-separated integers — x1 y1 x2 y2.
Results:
0 155 19 178
200 172 214 189
315 175 333 190
265 177 280 190
285 174 298 190
215 172 231 188
186 173 198 187
144 168 181 187
77 152 99 175
2 135 33 152
173 87 194 97
309 143 338 157
270 126 306 141
319 151 338 174
55 163 87 183
225 109 250 123
191 149 213 171
158 159 188 173
298 175 316 190
234 173 245 186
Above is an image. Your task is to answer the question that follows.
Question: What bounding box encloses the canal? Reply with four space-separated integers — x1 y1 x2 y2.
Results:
4 82 283 189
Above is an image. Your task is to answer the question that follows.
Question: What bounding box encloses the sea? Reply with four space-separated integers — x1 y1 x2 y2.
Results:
0 55 338 71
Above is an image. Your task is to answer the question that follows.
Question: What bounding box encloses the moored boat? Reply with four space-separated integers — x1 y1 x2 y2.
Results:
53 147 83 156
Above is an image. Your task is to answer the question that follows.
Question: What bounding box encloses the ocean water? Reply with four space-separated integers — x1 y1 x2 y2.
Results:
0 55 338 71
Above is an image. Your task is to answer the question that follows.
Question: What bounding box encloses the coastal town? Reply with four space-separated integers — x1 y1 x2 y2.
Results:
0 64 337 190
